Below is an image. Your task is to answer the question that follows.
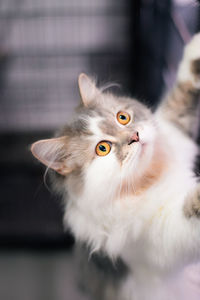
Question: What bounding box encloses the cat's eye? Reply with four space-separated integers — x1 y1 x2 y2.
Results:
117 111 131 125
96 141 111 156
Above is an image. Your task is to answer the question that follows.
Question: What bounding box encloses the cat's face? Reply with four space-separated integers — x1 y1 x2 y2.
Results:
73 97 156 203
31 74 163 254
31 74 158 203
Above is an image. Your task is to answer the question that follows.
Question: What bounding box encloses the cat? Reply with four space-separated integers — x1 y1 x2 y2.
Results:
31 33 200 300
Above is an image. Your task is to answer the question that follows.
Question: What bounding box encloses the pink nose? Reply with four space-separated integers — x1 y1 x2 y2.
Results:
129 132 139 145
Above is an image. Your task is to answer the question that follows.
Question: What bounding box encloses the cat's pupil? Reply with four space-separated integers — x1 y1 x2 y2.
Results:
120 115 126 120
99 145 106 152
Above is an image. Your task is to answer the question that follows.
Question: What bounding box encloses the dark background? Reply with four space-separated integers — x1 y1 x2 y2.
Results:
0 0 200 299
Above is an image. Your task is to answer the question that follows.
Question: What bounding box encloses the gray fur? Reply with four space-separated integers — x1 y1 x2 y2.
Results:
191 58 200 78
159 57 200 138
184 184 200 218
160 82 200 138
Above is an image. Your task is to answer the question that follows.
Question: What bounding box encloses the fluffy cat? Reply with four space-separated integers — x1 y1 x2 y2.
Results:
31 33 200 300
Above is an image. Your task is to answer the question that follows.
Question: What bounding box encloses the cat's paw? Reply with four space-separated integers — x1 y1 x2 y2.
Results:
184 184 200 218
177 33 200 89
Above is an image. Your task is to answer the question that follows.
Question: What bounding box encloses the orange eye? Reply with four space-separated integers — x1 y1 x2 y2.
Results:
117 111 131 125
96 141 111 156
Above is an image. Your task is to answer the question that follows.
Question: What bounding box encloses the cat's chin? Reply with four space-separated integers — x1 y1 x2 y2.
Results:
128 140 154 174
115 142 160 199
138 143 154 174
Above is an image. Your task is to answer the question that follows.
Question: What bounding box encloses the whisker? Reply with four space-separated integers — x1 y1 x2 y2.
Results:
43 167 53 194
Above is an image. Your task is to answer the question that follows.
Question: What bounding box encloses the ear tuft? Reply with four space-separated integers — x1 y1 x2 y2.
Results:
31 137 71 175
78 73 100 106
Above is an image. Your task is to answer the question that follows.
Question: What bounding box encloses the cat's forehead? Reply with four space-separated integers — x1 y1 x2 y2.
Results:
95 94 148 114
61 95 151 140
87 94 150 120
89 95 151 127
86 97 151 139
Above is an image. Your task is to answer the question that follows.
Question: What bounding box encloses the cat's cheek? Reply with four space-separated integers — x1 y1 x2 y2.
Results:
83 153 121 201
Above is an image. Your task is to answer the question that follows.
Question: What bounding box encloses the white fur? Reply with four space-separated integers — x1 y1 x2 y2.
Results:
63 34 200 300
64 114 199 299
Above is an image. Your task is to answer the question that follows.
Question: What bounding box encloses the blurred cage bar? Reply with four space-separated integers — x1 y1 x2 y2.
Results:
0 0 133 132
0 0 199 246
0 0 138 246
0 0 199 133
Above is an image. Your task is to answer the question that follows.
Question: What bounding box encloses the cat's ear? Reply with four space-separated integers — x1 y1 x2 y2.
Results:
31 137 71 175
78 73 100 106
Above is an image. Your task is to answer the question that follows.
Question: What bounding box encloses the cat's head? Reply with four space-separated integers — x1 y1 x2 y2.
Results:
31 74 161 254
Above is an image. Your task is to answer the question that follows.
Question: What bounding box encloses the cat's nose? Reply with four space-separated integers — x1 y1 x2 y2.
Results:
128 132 139 145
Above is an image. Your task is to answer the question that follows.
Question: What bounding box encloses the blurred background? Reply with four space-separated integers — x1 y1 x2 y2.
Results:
0 0 200 299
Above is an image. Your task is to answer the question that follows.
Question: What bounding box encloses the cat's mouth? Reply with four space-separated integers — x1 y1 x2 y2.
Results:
123 138 148 166
123 142 141 165
128 131 148 154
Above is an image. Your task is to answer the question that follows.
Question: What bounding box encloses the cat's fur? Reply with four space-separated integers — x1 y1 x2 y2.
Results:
31 34 200 299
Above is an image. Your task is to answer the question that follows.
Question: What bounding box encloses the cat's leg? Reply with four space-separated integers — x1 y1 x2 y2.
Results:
184 183 200 218
159 33 200 138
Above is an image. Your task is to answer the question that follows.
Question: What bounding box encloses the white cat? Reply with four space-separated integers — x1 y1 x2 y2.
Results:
31 34 200 300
